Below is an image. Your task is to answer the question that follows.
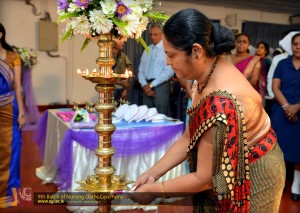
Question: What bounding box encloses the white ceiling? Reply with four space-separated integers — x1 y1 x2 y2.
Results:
174 0 300 16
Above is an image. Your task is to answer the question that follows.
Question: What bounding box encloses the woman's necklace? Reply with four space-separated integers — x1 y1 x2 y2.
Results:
197 56 219 94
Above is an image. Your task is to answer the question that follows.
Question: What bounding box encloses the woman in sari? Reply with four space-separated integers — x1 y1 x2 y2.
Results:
130 9 285 212
226 34 266 100
0 22 25 208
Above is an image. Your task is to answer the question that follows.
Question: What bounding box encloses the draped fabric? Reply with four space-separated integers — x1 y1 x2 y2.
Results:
21 67 40 124
186 90 278 212
242 21 298 49
0 59 15 107
235 56 266 99
0 55 22 208
34 109 184 190
32 110 48 157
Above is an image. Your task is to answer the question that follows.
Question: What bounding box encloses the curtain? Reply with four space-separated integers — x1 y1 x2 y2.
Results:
242 21 300 51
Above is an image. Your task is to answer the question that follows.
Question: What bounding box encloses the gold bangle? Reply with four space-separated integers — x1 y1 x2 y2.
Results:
161 181 169 199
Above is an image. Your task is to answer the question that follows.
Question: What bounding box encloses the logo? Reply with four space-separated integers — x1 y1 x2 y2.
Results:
11 187 32 206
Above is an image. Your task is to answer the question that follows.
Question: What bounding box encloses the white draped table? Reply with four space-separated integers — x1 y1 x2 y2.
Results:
35 108 187 212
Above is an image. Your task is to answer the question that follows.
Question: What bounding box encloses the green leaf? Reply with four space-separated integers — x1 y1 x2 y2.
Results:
145 12 170 21
81 38 91 52
61 28 73 43
57 11 79 23
112 17 129 36
136 37 149 54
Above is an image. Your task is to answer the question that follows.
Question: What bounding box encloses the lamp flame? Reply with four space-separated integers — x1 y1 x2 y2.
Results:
124 69 133 78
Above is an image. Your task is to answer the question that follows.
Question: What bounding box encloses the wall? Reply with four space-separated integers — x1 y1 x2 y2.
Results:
0 0 291 105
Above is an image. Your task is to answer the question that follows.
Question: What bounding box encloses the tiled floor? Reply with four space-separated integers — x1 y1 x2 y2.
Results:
1 130 300 213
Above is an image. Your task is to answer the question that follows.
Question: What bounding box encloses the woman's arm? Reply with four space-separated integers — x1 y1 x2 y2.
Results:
273 78 298 122
132 127 214 204
14 64 25 129
134 126 191 187
243 56 261 87
249 61 261 87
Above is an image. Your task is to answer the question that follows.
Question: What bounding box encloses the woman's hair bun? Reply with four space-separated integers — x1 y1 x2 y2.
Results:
212 23 235 55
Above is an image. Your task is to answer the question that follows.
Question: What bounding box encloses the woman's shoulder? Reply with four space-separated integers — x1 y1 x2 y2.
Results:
6 50 21 67
6 50 20 60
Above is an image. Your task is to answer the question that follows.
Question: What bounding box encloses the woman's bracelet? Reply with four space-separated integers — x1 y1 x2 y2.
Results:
161 181 169 199
281 103 289 110
18 113 25 118
18 114 25 118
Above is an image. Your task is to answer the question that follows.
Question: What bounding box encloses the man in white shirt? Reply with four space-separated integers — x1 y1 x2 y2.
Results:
138 23 174 115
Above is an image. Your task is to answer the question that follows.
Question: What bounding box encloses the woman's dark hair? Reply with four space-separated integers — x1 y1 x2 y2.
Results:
235 33 251 43
256 41 270 56
292 33 300 43
163 8 235 57
0 22 13 51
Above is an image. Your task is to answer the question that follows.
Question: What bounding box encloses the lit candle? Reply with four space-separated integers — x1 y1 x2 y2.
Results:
77 69 82 76
86 68 89 76
92 68 97 76
124 69 133 78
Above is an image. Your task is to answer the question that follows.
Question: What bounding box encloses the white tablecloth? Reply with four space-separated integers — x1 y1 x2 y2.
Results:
36 109 187 212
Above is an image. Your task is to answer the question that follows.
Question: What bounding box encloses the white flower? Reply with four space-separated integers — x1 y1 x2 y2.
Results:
57 9 66 16
71 15 91 36
16 47 38 68
117 13 139 37
135 16 149 39
135 0 153 12
73 109 90 123
100 0 117 16
89 10 114 34
67 3 81 13
57 0 168 50
128 4 143 17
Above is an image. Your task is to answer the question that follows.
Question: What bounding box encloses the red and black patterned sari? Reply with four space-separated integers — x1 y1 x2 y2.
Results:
186 90 277 213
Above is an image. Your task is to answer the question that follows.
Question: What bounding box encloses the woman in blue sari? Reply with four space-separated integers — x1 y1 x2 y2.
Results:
0 22 25 208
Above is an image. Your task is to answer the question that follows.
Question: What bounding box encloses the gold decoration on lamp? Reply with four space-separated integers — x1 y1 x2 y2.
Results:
76 32 133 212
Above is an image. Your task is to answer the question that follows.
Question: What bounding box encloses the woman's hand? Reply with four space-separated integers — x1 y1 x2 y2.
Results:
129 183 157 205
134 174 156 189
18 115 26 130
243 55 261 80
284 104 299 122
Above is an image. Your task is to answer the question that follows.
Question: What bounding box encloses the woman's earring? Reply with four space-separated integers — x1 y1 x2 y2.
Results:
193 49 199 59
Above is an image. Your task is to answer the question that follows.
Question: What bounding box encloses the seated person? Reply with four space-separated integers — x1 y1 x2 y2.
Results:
112 41 133 105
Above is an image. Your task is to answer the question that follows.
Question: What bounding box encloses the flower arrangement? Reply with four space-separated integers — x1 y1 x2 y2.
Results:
57 0 169 50
16 47 38 69
73 108 91 122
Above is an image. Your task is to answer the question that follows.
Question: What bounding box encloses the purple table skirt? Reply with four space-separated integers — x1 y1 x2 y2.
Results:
33 109 184 190
22 68 40 124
